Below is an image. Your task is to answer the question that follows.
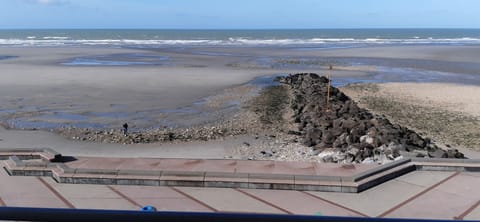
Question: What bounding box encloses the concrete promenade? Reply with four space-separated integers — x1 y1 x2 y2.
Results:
0 149 479 220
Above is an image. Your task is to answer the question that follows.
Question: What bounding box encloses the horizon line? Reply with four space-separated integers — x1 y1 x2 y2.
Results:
1 27 480 30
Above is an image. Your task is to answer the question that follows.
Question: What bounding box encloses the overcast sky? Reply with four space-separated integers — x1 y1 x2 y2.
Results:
1 0 479 29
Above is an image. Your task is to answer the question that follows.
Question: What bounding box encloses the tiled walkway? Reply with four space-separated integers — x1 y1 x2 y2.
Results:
0 167 478 219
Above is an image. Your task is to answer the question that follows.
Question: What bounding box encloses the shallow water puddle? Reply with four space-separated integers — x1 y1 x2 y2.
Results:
62 53 168 66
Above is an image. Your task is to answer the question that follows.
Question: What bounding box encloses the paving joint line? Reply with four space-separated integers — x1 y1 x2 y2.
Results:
36 177 75 209
395 178 436 188
169 187 218 212
378 171 461 218
454 200 480 220
234 188 294 214
300 191 369 217
107 185 142 208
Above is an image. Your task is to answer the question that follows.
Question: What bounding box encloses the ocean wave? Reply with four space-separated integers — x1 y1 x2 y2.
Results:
42 36 70 40
1 37 480 47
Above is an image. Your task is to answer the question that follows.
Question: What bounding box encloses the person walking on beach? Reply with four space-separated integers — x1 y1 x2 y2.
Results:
123 123 128 136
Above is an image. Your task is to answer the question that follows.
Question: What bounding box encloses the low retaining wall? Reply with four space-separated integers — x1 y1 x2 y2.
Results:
1 148 478 193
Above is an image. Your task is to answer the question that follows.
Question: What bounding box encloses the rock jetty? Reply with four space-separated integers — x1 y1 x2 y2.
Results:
281 73 464 163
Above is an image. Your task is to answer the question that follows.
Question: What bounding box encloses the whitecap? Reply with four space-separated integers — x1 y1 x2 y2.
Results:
42 36 70 40
0 37 479 47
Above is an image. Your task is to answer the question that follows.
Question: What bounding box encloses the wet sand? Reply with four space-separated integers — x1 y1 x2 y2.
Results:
0 46 369 130
1 45 480 158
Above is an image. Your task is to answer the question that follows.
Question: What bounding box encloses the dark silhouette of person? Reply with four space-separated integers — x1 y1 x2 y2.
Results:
123 123 128 135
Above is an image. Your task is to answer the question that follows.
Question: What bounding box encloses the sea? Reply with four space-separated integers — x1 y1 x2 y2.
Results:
0 29 479 48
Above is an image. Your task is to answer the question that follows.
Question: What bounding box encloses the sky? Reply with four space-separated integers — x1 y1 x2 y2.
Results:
0 0 479 29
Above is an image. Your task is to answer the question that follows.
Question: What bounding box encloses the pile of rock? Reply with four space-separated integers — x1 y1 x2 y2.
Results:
281 73 463 163
57 116 252 144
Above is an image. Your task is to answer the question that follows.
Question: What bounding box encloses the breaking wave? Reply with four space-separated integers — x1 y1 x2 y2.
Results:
1 37 480 47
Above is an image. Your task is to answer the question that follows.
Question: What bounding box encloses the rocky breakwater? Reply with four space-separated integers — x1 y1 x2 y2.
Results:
281 73 464 163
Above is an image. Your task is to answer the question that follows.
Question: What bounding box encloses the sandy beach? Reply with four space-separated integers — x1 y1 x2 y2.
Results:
1 45 480 158
0 46 373 129
372 82 480 117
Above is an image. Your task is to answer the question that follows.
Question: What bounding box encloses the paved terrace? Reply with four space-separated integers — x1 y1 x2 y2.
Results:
0 148 479 220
